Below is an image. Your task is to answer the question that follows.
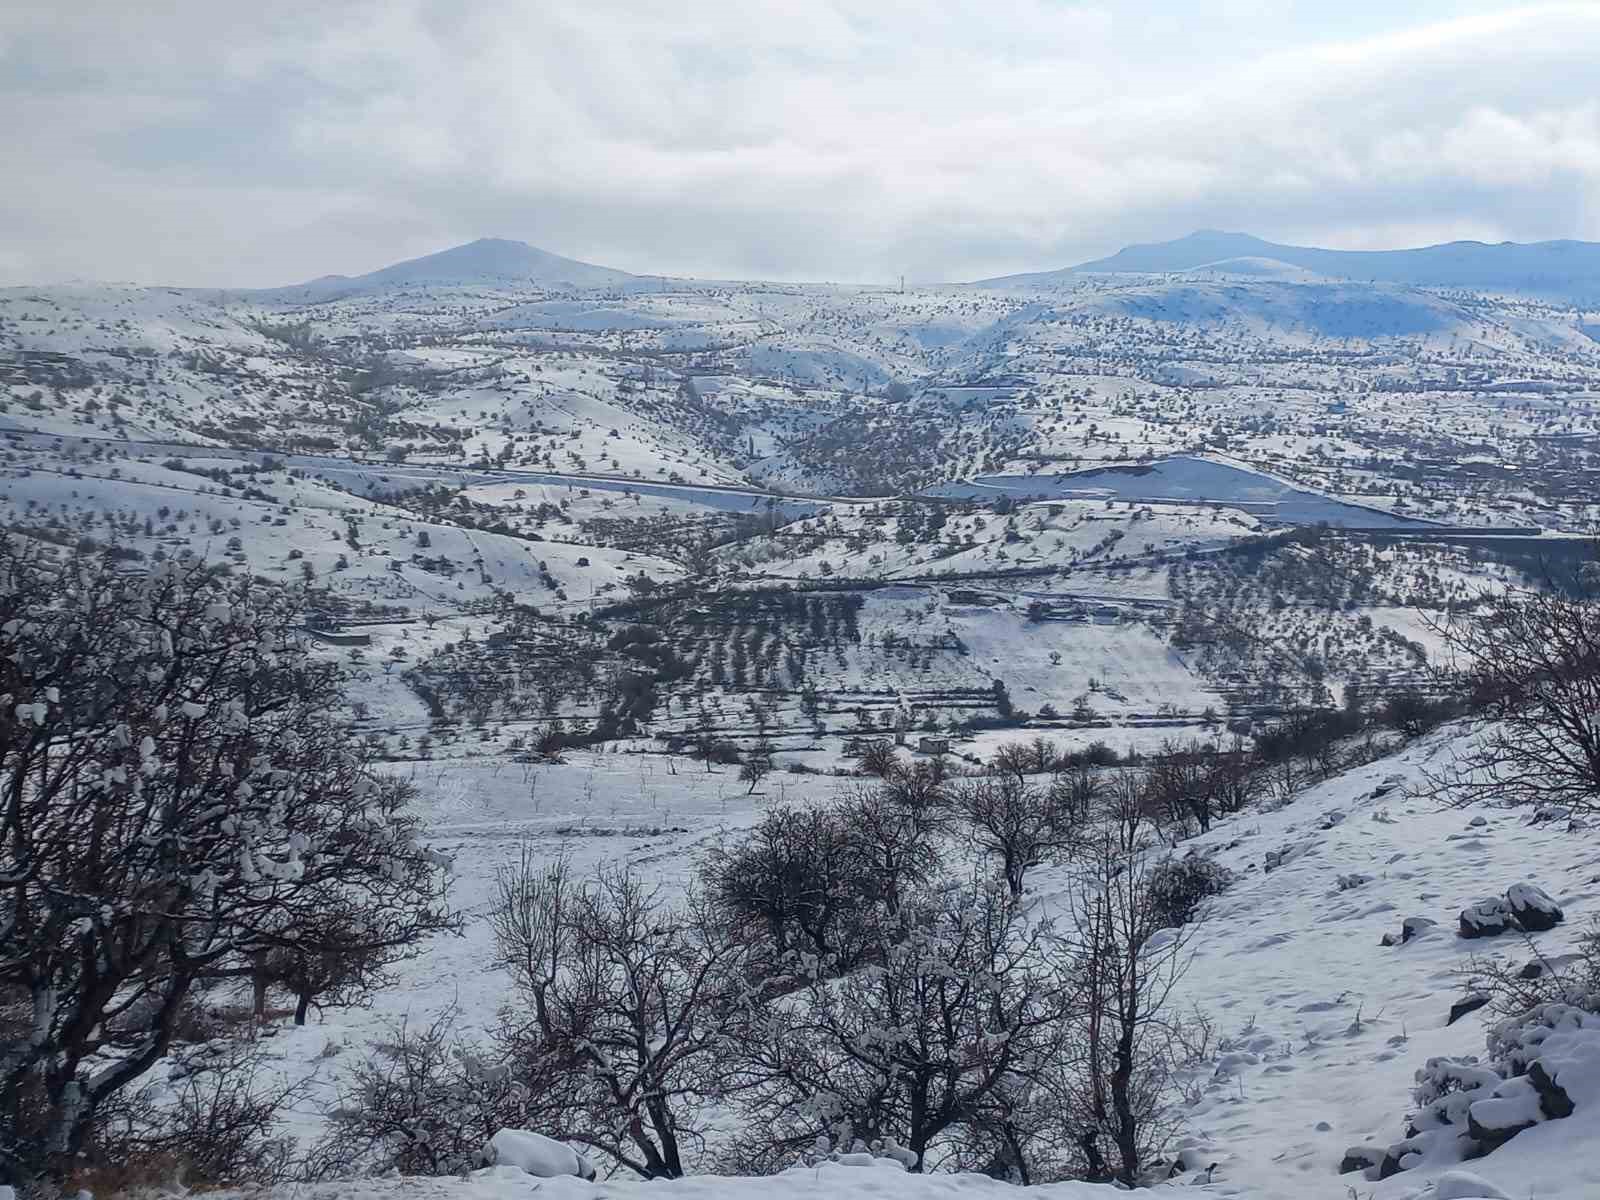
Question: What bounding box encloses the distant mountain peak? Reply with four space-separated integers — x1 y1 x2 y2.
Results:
271 237 638 297
975 230 1600 301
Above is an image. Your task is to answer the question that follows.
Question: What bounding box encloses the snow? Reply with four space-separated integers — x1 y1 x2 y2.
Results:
1017 721 1600 1200
229 1160 1125 1200
9 246 1600 1200
484 1129 596 1179
190 717 1600 1200
1432 1170 1513 1200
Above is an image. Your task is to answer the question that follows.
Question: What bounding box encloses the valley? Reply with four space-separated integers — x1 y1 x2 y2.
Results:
5 231 1600 1200
4 236 1597 766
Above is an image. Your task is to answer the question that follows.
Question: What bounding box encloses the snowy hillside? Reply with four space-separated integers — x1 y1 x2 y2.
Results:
176 716 1600 1200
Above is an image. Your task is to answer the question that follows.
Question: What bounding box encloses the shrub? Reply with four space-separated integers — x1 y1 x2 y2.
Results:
311 1008 523 1178
1146 854 1235 929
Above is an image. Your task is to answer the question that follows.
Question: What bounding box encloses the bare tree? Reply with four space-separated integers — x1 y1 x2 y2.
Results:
702 805 871 971
856 738 898 779
739 737 775 794
1143 739 1216 835
0 543 454 1183
1057 823 1195 1185
727 879 1076 1174
838 786 946 918
1046 765 1102 824
311 1006 527 1178
248 898 404 1025
881 758 947 811
489 851 750 1178
1427 569 1600 812
953 774 1080 901
88 1036 309 1189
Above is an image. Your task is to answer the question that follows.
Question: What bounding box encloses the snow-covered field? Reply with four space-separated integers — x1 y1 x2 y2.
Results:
190 718 1600 1200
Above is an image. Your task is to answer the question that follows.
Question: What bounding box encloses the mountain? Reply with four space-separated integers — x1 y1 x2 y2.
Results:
979 229 1600 301
268 237 641 299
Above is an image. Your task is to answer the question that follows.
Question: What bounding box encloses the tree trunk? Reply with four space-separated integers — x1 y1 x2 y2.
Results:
1111 1017 1139 1185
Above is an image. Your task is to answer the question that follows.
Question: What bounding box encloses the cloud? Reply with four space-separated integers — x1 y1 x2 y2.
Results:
1 1 1597 285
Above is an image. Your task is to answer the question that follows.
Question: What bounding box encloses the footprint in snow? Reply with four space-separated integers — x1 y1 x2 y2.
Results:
1249 931 1294 949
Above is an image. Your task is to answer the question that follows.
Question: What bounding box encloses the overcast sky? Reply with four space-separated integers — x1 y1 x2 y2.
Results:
2 1 1598 287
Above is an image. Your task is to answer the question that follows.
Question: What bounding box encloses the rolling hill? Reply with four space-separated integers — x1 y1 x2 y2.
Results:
267 237 644 299
980 229 1600 302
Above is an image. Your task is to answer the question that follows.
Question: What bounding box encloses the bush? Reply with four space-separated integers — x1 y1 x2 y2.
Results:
312 1007 524 1178
1146 854 1235 928
83 1039 304 1191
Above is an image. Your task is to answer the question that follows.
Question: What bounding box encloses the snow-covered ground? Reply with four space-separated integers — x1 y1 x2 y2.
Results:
201 718 1600 1200
1026 724 1600 1199
234 1158 1124 1200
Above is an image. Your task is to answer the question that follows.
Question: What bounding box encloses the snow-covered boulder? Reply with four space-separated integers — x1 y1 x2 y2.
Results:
1375 1003 1600 1182
1338 1144 1384 1175
1459 897 1514 939
1403 916 1438 943
1383 914 1439 948
1264 839 1314 873
1448 992 1490 1026
482 1129 597 1179
1433 1168 1514 1199
1370 775 1404 799
1506 882 1564 932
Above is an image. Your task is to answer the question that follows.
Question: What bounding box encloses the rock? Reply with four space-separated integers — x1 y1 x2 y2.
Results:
1338 1145 1384 1175
1528 1058 1574 1119
1401 916 1437 944
1319 809 1347 829
1434 1169 1513 1199
1448 993 1491 1025
1377 1138 1422 1180
1466 1088 1539 1153
1506 882 1564 932
1530 804 1571 825
1264 843 1305 873
1467 814 1487 827
1460 898 1514 939
483 1129 597 1179
1518 960 1546 980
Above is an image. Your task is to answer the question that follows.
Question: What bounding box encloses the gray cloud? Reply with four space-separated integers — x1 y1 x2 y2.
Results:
1 1 1597 286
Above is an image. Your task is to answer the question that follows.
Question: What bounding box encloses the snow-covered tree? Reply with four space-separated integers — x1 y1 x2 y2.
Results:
1429 563 1600 812
953 774 1081 901
1057 823 1196 1186
0 540 454 1183
727 878 1075 1176
489 852 749 1178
